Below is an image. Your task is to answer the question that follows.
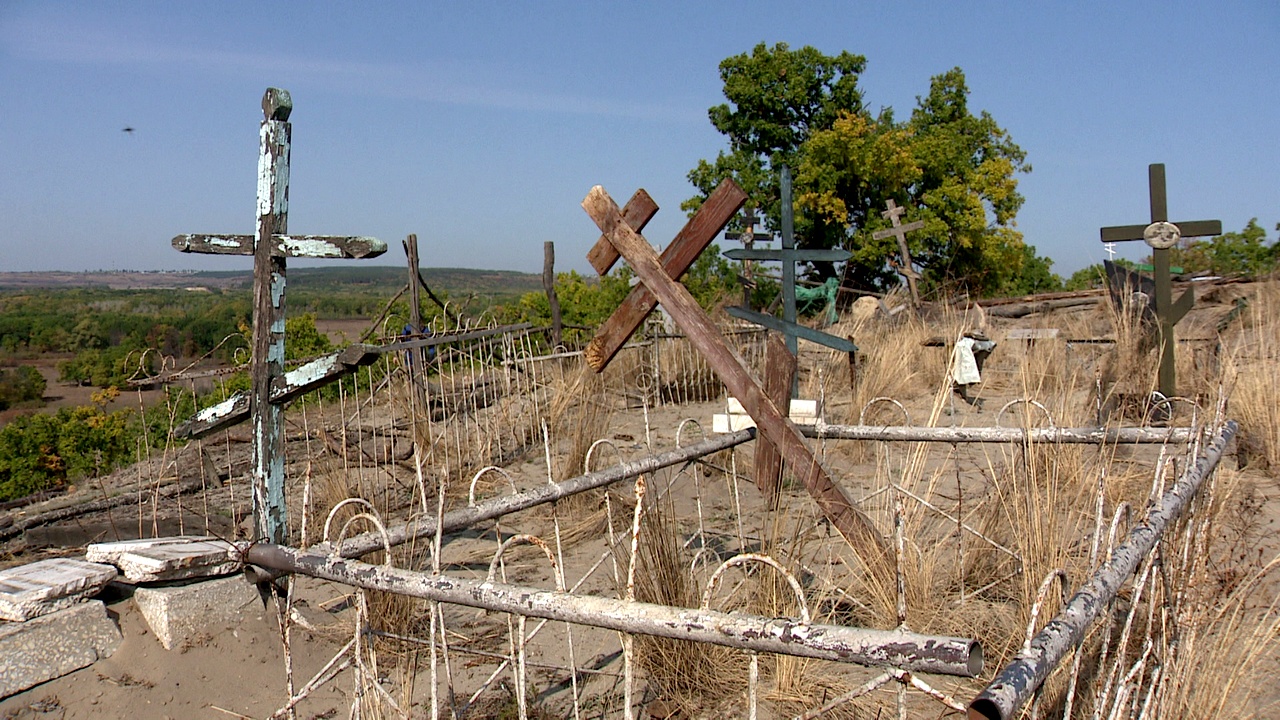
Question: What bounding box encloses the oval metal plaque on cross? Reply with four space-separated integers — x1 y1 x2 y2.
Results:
1143 221 1181 249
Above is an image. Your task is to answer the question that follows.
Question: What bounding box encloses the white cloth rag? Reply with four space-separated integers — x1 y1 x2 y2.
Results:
951 336 981 385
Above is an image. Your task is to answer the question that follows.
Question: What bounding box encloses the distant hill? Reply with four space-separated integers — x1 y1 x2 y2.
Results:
0 267 543 302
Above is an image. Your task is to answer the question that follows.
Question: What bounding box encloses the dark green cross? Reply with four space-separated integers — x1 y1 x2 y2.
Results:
723 166 853 360
1099 163 1220 397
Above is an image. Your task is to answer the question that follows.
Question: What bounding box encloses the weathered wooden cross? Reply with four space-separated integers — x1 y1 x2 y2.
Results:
1099 163 1220 397
723 209 772 309
582 180 887 568
872 199 925 307
171 88 387 546
722 166 856 363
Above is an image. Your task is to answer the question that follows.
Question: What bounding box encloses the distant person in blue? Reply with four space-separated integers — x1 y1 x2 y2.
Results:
401 324 436 371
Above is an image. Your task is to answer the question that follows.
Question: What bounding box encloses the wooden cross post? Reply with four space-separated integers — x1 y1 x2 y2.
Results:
872 199 925 308
722 166 855 373
1099 164 1221 397
172 88 387 546
724 209 772 309
582 181 888 570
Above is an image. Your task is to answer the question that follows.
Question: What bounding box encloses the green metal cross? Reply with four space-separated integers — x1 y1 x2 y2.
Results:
1099 163 1220 397
723 166 854 361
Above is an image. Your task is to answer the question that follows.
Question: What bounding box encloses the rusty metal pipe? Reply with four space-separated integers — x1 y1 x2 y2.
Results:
805 423 1197 445
244 543 983 677
967 420 1237 720
331 428 755 559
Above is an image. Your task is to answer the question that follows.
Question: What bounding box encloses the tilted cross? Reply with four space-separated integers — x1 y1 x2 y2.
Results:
172 88 386 545
722 166 854 363
871 199 925 307
581 181 887 569
1099 163 1220 397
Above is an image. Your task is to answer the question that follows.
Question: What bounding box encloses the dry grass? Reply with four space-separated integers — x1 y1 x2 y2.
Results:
630 489 746 715
280 282 1280 718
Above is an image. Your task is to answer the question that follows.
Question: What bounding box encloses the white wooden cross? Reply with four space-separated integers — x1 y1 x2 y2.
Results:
171 88 386 546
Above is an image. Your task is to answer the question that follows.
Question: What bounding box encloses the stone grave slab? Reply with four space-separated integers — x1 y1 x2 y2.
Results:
713 396 819 433
86 536 242 583
0 558 117 622
134 574 261 650
0 599 122 698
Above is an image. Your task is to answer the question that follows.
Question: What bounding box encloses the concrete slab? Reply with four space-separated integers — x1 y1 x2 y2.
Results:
0 558 117 622
133 574 260 650
0 599 121 698
87 536 241 583
714 397 821 433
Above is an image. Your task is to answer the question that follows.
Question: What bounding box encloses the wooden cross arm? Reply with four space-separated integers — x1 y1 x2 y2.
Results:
176 345 379 438
871 220 924 240
723 248 851 262
1099 220 1222 243
586 189 660 276
583 179 746 372
724 307 857 353
172 234 388 259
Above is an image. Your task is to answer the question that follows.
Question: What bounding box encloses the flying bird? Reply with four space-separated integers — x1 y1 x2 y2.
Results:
122 127 135 134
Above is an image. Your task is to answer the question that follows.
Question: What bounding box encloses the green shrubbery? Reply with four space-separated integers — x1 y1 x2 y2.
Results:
0 366 46 410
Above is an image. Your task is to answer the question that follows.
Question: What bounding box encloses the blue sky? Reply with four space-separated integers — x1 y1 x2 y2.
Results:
2 2 1276 279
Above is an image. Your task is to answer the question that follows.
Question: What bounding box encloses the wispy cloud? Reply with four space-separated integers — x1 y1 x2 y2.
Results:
1 8 702 124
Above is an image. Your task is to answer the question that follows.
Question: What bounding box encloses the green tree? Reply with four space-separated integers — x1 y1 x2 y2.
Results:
1171 218 1277 276
687 43 1032 297
0 366 46 410
284 313 334 361
996 245 1063 296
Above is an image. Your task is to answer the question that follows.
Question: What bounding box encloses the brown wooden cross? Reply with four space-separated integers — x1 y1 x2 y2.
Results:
582 182 887 567
172 88 386 546
724 209 773 308
1099 164 1220 397
872 199 925 307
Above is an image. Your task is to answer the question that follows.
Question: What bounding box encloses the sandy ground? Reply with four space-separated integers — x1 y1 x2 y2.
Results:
1 290 1277 719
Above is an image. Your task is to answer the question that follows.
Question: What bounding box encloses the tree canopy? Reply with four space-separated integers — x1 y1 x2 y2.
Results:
1170 218 1279 277
687 42 1052 298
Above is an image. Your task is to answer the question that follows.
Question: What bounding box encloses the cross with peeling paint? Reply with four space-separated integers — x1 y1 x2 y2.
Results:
171 88 386 546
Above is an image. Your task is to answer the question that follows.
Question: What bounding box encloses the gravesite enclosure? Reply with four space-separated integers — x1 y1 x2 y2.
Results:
0 85 1277 720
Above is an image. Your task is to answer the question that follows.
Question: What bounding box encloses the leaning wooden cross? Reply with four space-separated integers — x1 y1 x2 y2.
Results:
1099 163 1220 397
872 199 925 308
171 88 387 546
722 166 856 361
581 181 887 566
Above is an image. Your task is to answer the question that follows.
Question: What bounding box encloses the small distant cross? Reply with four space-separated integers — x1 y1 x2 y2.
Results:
1099 163 1220 397
871 199 925 307
724 209 773 308
171 88 386 546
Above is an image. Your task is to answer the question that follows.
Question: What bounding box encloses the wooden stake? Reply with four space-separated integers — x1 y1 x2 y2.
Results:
754 334 794 508
543 241 563 349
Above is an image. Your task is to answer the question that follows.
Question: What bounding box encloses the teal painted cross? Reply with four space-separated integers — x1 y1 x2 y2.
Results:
723 166 853 362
